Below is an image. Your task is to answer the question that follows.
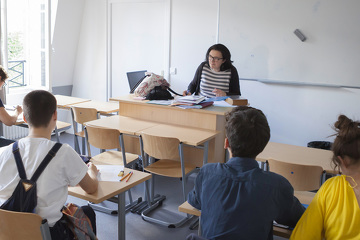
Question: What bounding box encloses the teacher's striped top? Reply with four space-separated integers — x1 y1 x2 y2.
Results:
199 64 231 98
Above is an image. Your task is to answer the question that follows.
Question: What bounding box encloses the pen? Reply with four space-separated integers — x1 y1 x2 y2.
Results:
126 172 133 182
118 170 124 177
120 171 131 181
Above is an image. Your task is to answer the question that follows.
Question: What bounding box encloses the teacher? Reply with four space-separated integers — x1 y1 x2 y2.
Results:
183 43 240 97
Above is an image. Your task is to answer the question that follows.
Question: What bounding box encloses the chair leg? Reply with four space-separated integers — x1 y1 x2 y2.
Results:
74 135 81 154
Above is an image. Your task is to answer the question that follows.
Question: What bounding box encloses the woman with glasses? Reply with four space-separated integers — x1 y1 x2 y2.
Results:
183 43 240 97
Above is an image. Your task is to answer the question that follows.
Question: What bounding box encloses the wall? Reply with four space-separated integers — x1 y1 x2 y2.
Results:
63 0 360 146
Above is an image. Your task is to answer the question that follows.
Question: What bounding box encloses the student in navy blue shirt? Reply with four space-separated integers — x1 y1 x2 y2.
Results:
187 106 305 240
0 66 23 147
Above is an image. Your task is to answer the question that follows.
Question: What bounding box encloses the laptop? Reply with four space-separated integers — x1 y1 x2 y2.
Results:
127 70 147 93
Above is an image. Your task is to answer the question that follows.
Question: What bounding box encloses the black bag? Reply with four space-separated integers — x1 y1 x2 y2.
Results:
0 141 62 213
145 85 182 100
145 86 173 100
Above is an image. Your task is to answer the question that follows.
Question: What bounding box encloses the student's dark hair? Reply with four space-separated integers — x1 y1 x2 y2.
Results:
0 65 9 82
331 115 360 170
225 106 270 158
205 43 233 71
23 90 57 128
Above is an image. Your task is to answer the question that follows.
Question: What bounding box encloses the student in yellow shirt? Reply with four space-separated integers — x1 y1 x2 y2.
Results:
290 115 360 240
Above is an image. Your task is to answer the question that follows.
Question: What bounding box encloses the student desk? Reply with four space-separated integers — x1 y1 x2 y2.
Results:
178 191 315 239
139 124 219 166
257 142 335 172
68 168 151 240
85 115 219 167
54 95 90 109
69 100 119 115
110 94 232 166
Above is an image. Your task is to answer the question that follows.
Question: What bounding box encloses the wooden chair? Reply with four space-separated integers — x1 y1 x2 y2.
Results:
140 133 197 228
84 124 140 213
266 158 326 191
71 106 98 154
0 209 51 240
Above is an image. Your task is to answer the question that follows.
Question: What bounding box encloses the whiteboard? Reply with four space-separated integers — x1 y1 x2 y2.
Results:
218 0 360 88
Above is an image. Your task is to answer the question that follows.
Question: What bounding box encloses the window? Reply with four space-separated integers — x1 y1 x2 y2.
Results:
1 0 51 94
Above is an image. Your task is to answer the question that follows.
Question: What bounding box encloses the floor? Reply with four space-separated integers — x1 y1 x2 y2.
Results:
56 132 287 240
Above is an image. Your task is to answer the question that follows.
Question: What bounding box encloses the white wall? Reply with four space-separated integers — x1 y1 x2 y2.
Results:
51 0 85 87
54 0 360 147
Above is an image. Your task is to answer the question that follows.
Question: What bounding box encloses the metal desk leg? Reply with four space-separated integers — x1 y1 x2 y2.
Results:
118 192 125 240
203 141 209 166
54 126 60 143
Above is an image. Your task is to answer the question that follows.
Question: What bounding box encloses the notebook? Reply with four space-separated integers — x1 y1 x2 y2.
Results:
127 70 147 93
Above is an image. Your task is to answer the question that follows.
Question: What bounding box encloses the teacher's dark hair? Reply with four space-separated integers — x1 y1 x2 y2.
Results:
331 115 360 171
205 43 233 71
225 106 270 158
23 90 57 128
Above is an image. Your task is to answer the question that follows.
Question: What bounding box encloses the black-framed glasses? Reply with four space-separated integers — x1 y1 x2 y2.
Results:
209 55 223 62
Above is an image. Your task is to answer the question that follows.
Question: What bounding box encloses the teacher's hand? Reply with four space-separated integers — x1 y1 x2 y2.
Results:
212 88 226 97
183 90 191 96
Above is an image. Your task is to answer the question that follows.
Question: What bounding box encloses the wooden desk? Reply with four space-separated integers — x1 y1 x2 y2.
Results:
54 95 90 109
257 142 335 172
85 115 158 136
110 94 232 164
178 191 315 239
85 116 219 166
140 124 219 166
70 100 119 115
68 168 151 240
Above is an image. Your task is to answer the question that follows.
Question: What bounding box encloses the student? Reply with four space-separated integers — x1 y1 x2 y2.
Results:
0 90 98 239
183 44 240 97
290 115 360 240
187 106 305 240
0 66 23 147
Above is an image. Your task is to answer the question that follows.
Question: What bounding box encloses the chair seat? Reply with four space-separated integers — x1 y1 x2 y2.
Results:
91 150 139 166
145 159 196 178
75 131 85 138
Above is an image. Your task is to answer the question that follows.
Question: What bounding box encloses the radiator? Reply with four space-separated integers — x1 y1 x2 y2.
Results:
3 125 29 140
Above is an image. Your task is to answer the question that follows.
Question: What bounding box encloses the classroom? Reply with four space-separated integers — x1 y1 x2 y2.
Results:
1 0 360 239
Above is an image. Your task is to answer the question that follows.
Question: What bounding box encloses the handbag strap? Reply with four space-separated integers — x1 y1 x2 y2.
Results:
12 141 62 182
166 86 182 96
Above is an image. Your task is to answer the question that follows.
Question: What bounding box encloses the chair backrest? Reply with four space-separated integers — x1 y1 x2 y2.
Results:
141 133 180 160
0 209 50 240
71 107 98 125
85 124 121 150
267 158 324 191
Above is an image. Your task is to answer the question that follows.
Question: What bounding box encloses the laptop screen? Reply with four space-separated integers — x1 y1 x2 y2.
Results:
127 70 147 93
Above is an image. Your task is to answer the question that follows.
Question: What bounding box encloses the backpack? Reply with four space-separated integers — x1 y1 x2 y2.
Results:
0 141 62 213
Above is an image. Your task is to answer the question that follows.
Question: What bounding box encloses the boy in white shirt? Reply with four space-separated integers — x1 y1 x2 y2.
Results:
0 90 98 239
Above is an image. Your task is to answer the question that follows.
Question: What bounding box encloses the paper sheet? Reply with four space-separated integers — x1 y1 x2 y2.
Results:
96 165 124 182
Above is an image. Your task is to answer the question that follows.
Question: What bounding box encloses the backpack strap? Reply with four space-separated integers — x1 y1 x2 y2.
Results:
30 143 62 182
12 141 27 180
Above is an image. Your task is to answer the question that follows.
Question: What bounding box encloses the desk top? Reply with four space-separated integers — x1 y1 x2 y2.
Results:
68 168 151 203
110 94 234 116
55 95 90 109
257 141 334 172
178 191 314 217
84 115 158 135
140 124 219 146
70 100 119 114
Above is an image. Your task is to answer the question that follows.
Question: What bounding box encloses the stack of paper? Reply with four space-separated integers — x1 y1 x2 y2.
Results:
173 95 206 105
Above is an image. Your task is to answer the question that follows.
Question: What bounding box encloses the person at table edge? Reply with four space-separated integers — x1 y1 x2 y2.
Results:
187 106 305 240
183 43 240 98
0 66 23 147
